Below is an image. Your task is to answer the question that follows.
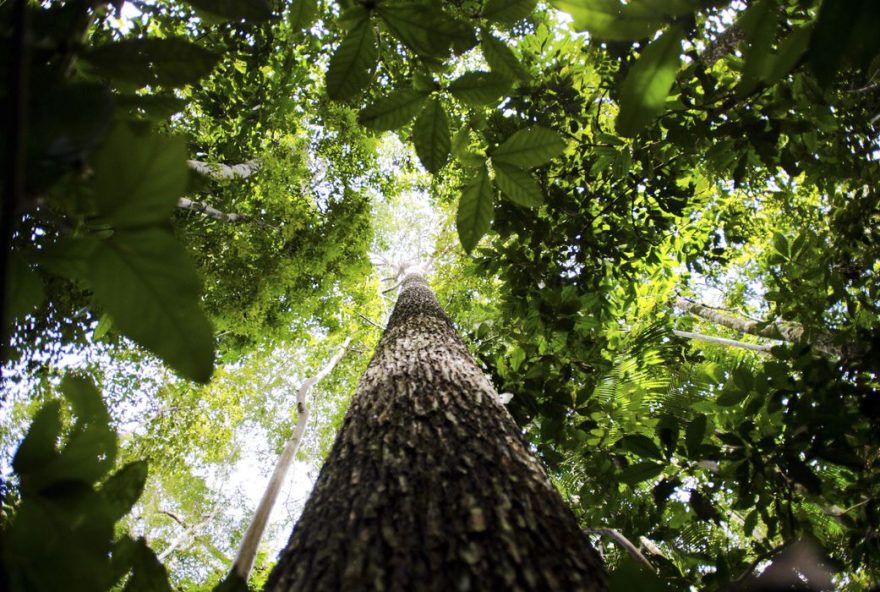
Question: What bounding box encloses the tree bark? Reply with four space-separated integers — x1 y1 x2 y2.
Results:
187 159 261 181
674 298 841 358
672 329 775 354
232 337 352 581
265 272 606 591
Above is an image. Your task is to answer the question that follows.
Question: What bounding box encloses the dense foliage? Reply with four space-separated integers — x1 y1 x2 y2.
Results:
2 0 879 590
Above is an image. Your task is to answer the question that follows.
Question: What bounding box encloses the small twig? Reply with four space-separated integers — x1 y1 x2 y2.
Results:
357 314 384 331
585 527 656 573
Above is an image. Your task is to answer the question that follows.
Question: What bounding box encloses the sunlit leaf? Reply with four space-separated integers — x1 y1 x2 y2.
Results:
448 71 512 106
551 0 666 40
482 0 537 27
88 228 215 383
491 126 565 168
326 16 377 100
413 99 451 173
456 165 494 254
615 25 684 137
482 33 529 81
492 161 543 207
358 88 429 131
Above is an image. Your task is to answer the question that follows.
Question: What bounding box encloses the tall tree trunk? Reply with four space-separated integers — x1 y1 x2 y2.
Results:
265 271 606 591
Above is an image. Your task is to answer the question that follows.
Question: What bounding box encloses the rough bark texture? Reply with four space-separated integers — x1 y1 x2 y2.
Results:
674 298 841 358
265 272 606 591
187 159 261 181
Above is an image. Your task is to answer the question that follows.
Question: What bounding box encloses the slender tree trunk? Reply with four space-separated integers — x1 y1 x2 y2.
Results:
265 272 606 591
232 337 352 581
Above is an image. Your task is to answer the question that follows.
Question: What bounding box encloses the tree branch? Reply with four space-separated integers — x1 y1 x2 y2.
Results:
231 336 353 581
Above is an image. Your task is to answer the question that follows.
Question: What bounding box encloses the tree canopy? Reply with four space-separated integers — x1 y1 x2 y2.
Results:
2 0 880 590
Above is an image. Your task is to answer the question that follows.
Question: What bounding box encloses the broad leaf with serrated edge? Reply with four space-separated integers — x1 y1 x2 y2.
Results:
91 124 188 227
492 126 565 168
88 228 214 382
551 0 666 40
376 2 451 58
482 33 529 81
615 25 684 137
358 88 428 131
449 71 512 105
492 161 543 207
482 0 537 26
456 165 494 254
413 99 451 173
326 17 377 100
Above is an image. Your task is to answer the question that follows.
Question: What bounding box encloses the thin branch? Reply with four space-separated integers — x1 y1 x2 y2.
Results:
673 329 775 354
187 159 261 181
585 528 656 573
231 337 353 581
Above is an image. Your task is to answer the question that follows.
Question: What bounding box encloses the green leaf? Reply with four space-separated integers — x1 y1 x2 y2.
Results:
685 414 707 455
608 557 671 591
39 421 117 487
413 99 451 173
358 88 429 131
376 2 453 58
456 165 494 254
717 385 748 407
115 93 187 121
492 161 543 207
87 228 215 383
481 33 529 81
491 126 565 168
765 26 812 87
616 435 664 460
84 38 220 88
448 71 512 106
125 538 172 592
551 0 666 41
326 17 377 101
60 374 108 424
482 0 537 27
619 461 665 485
736 0 779 97
5 254 45 327
809 0 880 87
90 123 188 227
184 0 273 21
615 25 684 137
12 402 61 476
289 0 319 30
101 461 149 522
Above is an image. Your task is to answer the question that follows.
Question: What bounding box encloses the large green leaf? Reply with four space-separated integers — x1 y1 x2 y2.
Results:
183 0 273 21
413 99 451 173
84 38 220 88
491 161 543 207
736 0 779 97
482 33 529 81
4 254 45 327
448 71 512 106
87 228 215 383
289 0 319 30
551 0 666 41
326 17 377 100
619 461 665 485
90 124 188 227
616 434 664 460
482 0 537 27
101 461 149 522
358 88 429 131
12 402 61 476
615 25 684 137
491 126 565 168
376 2 453 58
456 165 494 254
